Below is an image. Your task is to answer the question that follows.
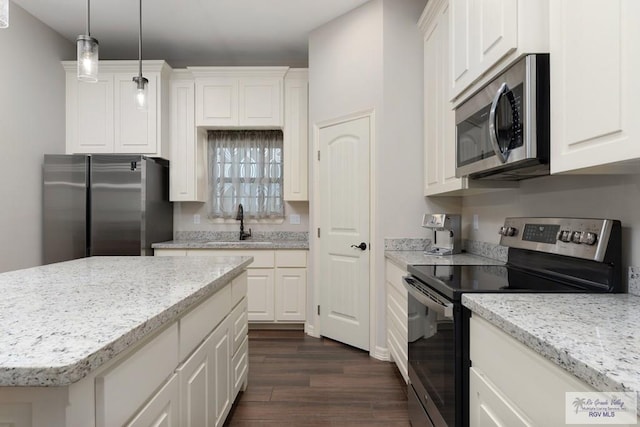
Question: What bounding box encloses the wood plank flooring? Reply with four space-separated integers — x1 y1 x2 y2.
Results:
224 330 410 426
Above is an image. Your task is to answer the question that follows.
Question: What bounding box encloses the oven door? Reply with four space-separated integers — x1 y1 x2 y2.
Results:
404 276 457 427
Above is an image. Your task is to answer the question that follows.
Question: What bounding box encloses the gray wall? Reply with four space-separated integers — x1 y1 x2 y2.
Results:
308 0 459 355
0 3 74 272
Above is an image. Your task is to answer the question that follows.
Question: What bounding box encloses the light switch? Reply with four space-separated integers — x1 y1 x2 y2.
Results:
473 214 479 230
194 214 201 225
290 214 301 225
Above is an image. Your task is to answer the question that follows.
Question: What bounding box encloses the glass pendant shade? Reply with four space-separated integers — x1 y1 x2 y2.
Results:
0 0 8 29
133 76 148 110
77 35 99 82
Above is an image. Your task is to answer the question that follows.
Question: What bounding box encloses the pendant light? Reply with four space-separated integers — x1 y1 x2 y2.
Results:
77 0 99 82
0 0 8 28
132 0 148 110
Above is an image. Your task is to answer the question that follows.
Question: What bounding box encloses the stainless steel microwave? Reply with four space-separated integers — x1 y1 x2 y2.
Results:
455 54 550 180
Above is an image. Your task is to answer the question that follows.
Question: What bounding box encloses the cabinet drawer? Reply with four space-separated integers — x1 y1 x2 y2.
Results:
232 335 249 398
179 285 231 360
96 323 179 427
275 250 307 267
232 271 248 308
187 249 275 268
231 297 248 354
385 260 407 294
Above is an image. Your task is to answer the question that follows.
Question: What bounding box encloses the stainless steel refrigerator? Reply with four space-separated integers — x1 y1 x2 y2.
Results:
43 154 173 264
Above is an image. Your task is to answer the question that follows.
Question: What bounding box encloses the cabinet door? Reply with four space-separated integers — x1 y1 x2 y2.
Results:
170 79 207 202
469 368 533 427
283 70 309 201
423 0 461 196
247 269 275 321
195 77 238 127
67 73 114 154
127 374 180 427
210 320 232 427
178 334 211 426
550 0 640 173
239 77 283 127
275 267 306 321
114 73 158 153
450 0 517 100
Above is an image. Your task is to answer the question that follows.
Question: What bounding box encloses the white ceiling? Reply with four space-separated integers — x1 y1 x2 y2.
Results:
12 0 371 67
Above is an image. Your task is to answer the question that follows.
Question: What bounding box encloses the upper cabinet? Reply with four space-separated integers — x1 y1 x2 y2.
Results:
549 0 640 174
63 60 172 158
449 0 549 103
169 70 208 202
283 69 309 201
189 67 288 128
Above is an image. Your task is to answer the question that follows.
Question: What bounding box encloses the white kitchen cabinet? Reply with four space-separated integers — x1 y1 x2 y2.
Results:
275 268 306 321
420 2 516 196
283 69 309 201
469 315 613 427
126 374 179 427
63 61 171 157
190 67 288 128
549 0 640 174
247 268 276 321
449 0 548 103
158 248 308 324
210 317 232 427
169 71 208 202
385 259 408 383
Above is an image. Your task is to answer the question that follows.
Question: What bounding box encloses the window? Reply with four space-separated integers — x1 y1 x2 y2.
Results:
208 130 284 219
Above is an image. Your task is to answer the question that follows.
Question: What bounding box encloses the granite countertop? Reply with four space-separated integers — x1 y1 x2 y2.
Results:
153 239 309 250
385 250 504 270
0 255 252 387
462 293 640 415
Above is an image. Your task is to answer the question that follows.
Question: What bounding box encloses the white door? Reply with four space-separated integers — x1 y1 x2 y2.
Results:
318 116 370 351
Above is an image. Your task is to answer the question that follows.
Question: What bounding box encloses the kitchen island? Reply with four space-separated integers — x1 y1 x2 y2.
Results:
0 255 252 427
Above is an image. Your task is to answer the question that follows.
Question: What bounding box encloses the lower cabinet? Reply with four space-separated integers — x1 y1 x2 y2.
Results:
385 259 409 382
156 249 307 323
468 315 640 427
110 272 247 427
126 374 180 427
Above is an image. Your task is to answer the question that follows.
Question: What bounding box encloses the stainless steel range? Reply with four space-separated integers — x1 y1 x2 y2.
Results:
403 217 622 427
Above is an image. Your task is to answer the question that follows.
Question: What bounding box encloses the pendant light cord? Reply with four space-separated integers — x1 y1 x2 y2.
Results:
138 0 143 79
86 0 91 36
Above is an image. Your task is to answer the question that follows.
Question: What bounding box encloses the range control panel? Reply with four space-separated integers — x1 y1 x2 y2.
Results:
498 217 619 262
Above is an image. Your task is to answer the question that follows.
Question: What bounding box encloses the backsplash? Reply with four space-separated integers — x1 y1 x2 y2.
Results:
174 231 309 242
463 240 508 263
384 238 431 251
628 267 640 297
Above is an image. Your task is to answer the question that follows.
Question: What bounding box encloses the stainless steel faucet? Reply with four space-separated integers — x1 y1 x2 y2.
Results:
236 204 252 240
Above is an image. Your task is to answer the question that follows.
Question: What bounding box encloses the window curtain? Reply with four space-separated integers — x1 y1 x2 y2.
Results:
208 130 284 219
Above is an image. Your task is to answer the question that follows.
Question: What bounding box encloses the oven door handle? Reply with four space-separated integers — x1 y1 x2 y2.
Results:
403 276 454 319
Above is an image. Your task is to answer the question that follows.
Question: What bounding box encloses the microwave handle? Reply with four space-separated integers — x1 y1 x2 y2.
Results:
489 82 512 164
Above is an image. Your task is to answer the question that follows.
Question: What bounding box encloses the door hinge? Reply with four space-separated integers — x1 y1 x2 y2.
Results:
317 150 320 161
317 228 320 238
317 305 320 316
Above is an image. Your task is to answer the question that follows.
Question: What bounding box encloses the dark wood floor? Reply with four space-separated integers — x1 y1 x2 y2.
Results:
224 330 410 426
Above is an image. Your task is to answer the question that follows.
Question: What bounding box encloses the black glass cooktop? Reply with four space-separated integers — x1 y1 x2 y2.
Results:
407 263 603 302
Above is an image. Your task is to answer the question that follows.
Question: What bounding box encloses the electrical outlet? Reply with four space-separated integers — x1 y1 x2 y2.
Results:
289 214 301 225
473 214 479 230
193 214 201 225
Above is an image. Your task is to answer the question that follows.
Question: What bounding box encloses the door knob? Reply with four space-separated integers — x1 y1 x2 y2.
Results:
351 242 367 250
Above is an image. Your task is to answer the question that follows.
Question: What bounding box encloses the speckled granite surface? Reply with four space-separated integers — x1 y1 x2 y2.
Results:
384 238 431 251
0 256 252 386
462 293 640 415
629 267 640 297
154 231 309 250
464 239 508 262
385 251 504 270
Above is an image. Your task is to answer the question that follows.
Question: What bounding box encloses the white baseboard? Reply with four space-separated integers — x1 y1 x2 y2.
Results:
304 322 320 338
371 345 390 361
